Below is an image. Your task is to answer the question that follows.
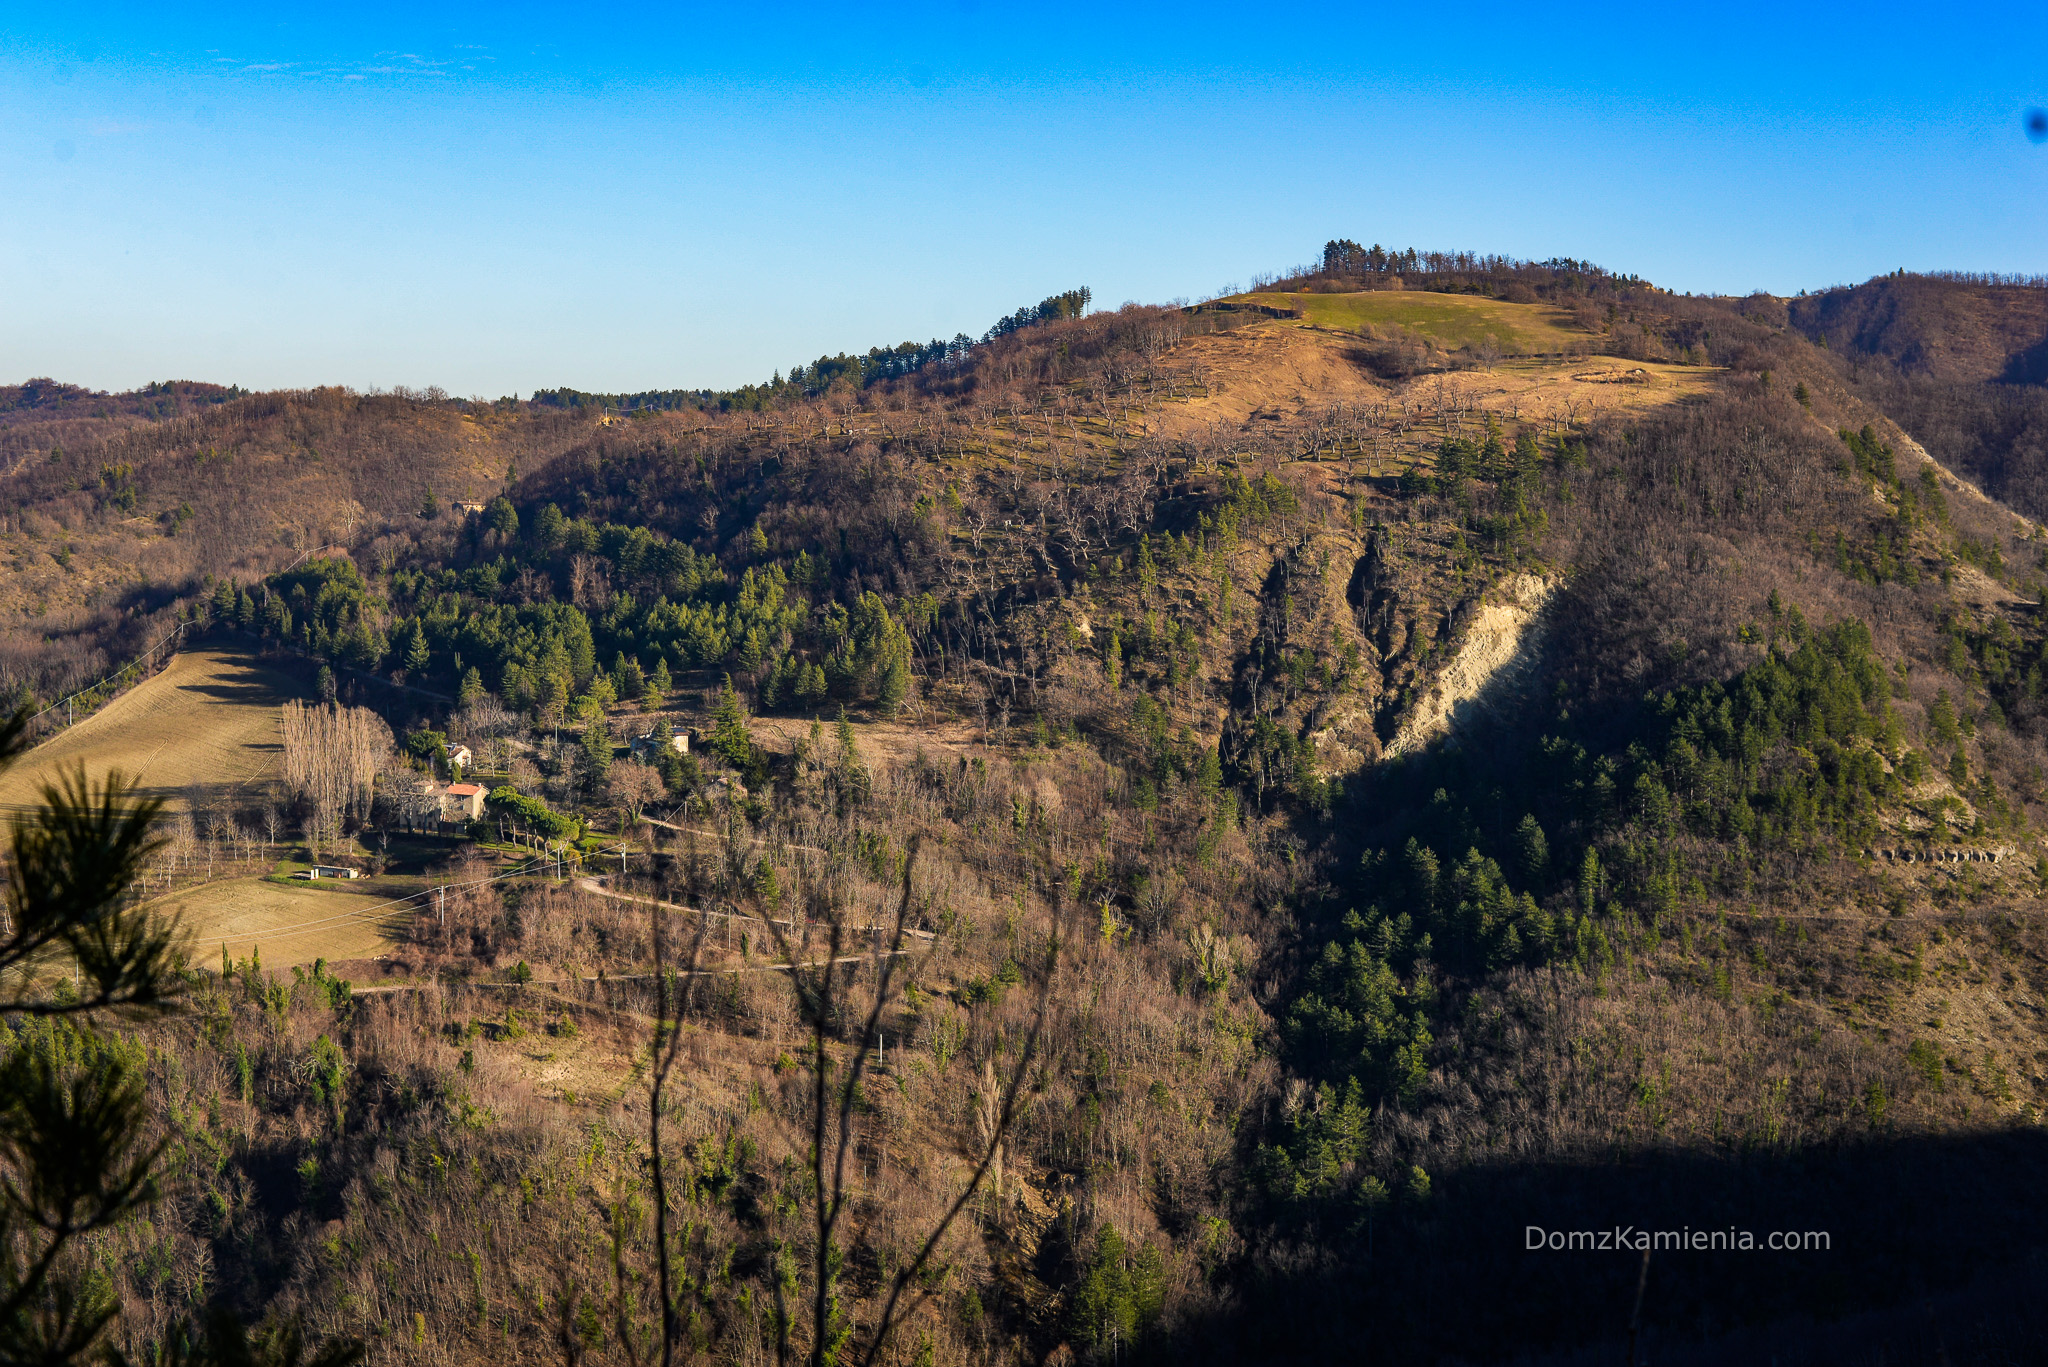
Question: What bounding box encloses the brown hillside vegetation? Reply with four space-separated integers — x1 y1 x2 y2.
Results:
1796 275 2048 532
1231 288 1590 354
1791 273 2048 383
13 259 2048 1365
0 390 583 702
0 377 245 470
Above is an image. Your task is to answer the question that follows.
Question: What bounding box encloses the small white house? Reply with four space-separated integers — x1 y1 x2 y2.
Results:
301 865 363 880
447 744 474 772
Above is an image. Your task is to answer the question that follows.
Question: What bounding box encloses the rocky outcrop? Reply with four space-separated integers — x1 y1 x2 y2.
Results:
1383 573 1557 758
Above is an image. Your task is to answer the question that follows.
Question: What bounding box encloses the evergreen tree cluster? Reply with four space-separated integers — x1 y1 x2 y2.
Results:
528 285 1090 415
1264 610 1926 1212
250 499 923 719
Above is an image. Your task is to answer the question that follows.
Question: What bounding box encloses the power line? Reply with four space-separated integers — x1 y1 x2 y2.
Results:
24 620 191 730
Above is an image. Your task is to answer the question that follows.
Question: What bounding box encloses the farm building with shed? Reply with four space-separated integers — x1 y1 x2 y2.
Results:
297 865 363 880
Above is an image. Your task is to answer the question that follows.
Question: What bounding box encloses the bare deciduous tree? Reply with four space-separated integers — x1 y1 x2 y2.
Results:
605 762 663 829
281 700 391 828
733 843 1064 1367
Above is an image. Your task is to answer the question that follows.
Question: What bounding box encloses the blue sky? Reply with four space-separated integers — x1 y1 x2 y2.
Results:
5 3 2047 396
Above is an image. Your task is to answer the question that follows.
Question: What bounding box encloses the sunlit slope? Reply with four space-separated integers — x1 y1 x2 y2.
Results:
1233 289 1590 354
0 647 301 818
164 876 408 968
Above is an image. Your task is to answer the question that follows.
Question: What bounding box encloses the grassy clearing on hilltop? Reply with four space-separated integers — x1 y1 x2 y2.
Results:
1233 288 1591 353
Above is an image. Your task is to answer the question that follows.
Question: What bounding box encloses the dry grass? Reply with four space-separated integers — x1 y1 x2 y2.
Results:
1142 321 1714 445
748 712 990 763
0 646 302 819
161 874 410 967
1233 288 1590 352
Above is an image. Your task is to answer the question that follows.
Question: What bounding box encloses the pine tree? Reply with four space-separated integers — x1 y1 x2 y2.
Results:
648 657 673 703
1514 815 1549 883
611 652 643 702
458 666 485 707
1929 689 1961 746
799 661 829 708
545 672 572 725
582 718 614 784
877 650 910 713
404 623 430 674
833 711 869 806
535 503 566 551
1068 1223 1164 1353
709 676 760 773
763 653 801 710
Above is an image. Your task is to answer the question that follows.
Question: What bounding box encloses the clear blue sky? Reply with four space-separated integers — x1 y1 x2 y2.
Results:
5 3 2047 396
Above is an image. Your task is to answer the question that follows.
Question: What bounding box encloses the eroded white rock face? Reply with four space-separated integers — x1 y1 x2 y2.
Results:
1384 573 1557 759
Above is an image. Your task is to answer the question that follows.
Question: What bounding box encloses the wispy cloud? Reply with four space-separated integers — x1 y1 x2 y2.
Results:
201 47 473 82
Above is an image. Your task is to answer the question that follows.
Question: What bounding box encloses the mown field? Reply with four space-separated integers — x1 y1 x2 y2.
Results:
0 645 301 818
163 875 412 968
1233 288 1590 353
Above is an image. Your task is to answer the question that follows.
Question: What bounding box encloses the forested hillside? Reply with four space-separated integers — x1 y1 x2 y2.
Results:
9 253 2048 1365
1790 275 2048 540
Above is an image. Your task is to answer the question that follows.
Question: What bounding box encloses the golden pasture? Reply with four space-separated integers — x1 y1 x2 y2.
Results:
0 646 303 819
164 876 412 968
